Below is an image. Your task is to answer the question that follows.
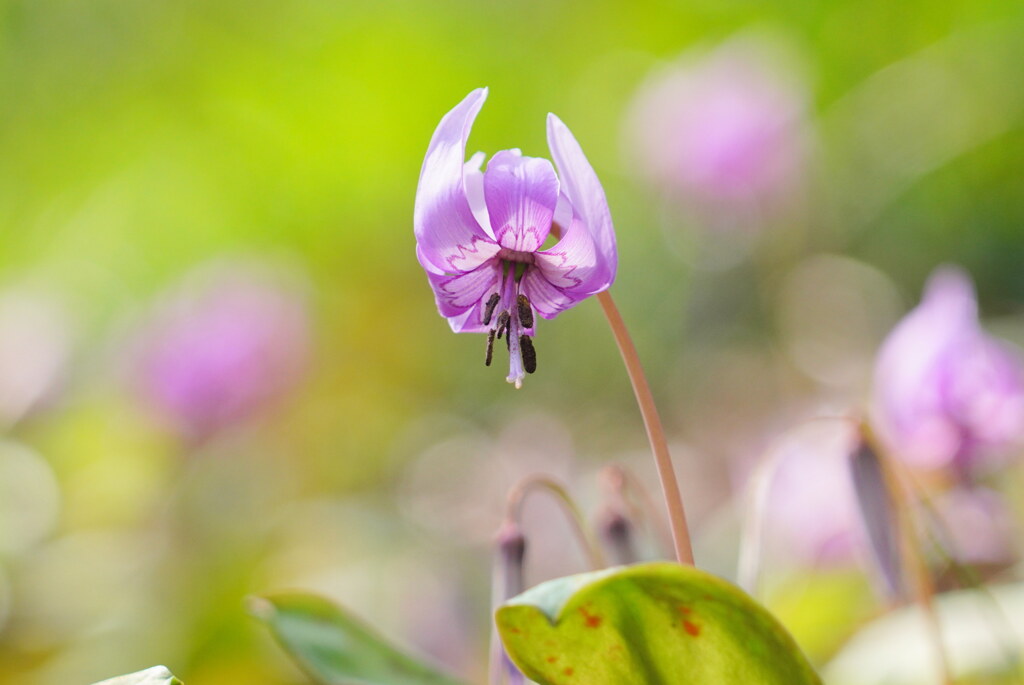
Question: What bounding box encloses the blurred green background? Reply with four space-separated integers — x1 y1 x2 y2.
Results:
2 0 1024 683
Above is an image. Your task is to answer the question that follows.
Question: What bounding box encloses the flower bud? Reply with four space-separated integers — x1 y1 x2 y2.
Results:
491 520 526 685
597 507 637 566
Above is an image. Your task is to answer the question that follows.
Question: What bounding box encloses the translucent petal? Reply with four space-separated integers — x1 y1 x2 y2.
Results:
415 89 500 274
546 113 618 281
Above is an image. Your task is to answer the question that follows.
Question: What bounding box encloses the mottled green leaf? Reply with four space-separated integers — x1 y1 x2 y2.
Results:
248 593 468 685
90 666 183 685
496 562 821 685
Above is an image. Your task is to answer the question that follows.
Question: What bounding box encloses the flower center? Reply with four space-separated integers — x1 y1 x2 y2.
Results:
497 248 535 264
482 266 537 388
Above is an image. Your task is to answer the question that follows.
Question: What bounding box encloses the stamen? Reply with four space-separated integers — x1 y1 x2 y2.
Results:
520 335 537 374
495 311 510 340
482 293 501 326
517 294 534 329
485 330 496 366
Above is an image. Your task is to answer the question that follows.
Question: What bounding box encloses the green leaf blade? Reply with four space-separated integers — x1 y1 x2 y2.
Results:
249 592 468 685
496 562 822 685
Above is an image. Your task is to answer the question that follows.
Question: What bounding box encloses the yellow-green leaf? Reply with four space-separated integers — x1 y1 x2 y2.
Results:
496 562 821 685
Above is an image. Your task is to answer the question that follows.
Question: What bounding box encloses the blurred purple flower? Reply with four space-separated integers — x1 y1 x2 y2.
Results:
625 36 809 222
764 422 866 566
933 486 1016 566
414 88 617 388
872 267 1024 471
136 262 310 439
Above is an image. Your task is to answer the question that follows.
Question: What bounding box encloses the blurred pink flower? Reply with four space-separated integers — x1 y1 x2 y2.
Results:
136 262 311 439
872 267 1024 471
764 422 865 566
626 36 809 223
933 486 1016 566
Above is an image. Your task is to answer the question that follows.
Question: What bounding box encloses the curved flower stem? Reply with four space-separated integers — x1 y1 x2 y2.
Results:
596 290 694 566
866 432 953 685
893 472 953 685
504 475 606 570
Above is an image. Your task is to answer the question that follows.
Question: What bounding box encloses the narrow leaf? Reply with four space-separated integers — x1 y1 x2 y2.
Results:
248 593 468 685
90 666 183 685
496 562 822 685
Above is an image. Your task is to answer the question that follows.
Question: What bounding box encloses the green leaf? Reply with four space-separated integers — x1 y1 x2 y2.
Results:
496 562 822 685
90 666 183 685
248 593 469 685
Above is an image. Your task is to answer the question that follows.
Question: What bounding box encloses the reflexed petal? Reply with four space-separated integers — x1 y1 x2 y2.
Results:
425 258 502 324
546 113 618 279
534 212 614 296
415 89 499 274
521 267 588 319
484 150 559 252
464 151 493 237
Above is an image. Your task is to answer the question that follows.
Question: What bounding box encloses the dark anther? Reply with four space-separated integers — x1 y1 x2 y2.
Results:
485 330 496 366
495 311 510 339
520 335 537 374
517 294 534 329
482 293 501 326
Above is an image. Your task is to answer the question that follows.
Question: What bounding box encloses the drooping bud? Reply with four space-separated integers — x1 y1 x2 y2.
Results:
598 507 637 566
495 520 526 598
491 520 527 685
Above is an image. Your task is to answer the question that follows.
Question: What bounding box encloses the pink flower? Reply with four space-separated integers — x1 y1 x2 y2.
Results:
872 267 1024 471
414 89 617 387
136 262 310 439
626 36 809 223
934 486 1016 566
764 421 866 566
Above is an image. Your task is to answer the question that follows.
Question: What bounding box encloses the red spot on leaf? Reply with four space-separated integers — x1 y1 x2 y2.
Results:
564 667 574 676
546 656 557 663
679 606 692 615
508 627 521 634
578 606 602 628
683 620 701 637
